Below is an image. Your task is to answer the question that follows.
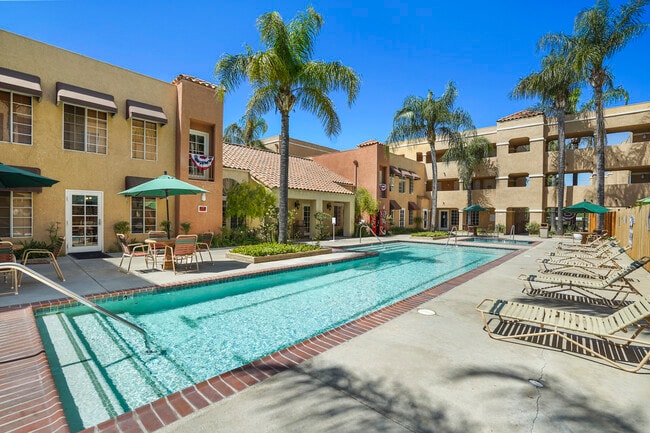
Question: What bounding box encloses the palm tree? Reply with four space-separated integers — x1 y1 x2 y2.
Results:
386 82 473 230
441 135 492 210
224 113 268 148
511 53 582 235
215 7 360 243
541 0 648 231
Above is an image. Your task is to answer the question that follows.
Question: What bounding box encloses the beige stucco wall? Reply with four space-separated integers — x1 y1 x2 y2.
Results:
1 30 179 250
1 30 224 251
389 102 650 231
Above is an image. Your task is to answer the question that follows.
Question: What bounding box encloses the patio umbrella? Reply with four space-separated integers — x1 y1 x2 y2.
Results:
118 172 208 239
463 204 487 212
564 200 609 231
637 196 650 205
0 163 59 188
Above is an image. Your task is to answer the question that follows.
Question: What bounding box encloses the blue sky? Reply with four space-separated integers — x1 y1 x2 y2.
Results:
1 0 649 150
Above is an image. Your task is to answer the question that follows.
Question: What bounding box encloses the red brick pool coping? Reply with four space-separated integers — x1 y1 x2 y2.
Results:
0 247 525 433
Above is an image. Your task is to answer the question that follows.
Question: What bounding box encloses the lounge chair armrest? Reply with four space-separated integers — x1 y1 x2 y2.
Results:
475 298 496 311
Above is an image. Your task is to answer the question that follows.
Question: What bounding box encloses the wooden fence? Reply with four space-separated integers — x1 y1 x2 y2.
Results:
610 205 650 271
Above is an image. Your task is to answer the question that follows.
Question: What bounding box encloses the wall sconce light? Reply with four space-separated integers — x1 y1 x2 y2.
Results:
326 203 332 211
201 193 206 202
294 201 300 209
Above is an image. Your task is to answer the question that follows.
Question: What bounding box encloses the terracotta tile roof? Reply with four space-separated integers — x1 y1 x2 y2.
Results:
497 109 543 122
357 139 384 148
222 144 353 194
172 74 218 89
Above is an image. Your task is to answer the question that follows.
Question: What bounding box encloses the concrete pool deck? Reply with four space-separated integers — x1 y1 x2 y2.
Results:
1 235 649 433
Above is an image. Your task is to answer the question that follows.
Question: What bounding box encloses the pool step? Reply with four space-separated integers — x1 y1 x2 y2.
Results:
38 312 193 431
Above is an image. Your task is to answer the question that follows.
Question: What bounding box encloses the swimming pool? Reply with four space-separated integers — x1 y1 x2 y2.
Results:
463 237 535 245
35 242 511 432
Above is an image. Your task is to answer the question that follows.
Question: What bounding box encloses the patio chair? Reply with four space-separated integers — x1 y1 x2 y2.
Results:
555 232 611 251
147 230 168 269
165 234 199 274
0 241 18 295
117 234 151 273
520 256 650 307
537 246 632 278
18 236 65 286
196 232 213 264
547 241 620 259
475 297 650 373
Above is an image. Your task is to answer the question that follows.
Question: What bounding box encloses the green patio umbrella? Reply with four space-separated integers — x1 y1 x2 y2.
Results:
564 201 609 231
637 196 650 205
463 204 487 212
119 172 208 239
0 163 59 188
563 201 609 214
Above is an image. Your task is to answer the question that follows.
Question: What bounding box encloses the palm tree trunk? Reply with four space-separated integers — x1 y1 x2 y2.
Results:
429 143 438 230
278 112 290 244
594 84 606 232
557 109 566 235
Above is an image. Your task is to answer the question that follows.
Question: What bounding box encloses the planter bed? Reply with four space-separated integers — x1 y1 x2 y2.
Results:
226 247 333 264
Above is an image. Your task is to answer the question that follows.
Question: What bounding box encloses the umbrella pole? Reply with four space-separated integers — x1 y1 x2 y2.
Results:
165 192 171 239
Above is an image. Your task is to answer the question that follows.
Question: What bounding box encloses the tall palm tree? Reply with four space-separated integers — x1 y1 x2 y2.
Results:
511 53 582 235
386 82 473 230
215 7 360 243
541 0 648 231
441 135 492 210
223 113 268 148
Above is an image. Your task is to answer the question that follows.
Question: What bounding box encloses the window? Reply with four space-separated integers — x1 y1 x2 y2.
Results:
408 209 414 225
389 175 394 192
303 206 311 233
399 209 405 227
0 91 32 144
130 197 157 234
409 178 414 194
468 211 479 226
0 192 32 237
508 174 529 187
63 104 108 153
131 119 158 160
398 177 406 193
451 210 459 227
189 130 210 179
423 209 428 230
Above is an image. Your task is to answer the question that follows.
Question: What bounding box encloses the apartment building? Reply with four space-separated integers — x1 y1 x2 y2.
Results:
313 140 428 234
390 103 650 233
0 30 223 253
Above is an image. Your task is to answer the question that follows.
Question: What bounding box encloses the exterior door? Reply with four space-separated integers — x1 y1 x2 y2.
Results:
439 210 449 230
66 190 103 253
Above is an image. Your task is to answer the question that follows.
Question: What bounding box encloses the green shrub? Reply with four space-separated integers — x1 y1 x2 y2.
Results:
230 243 321 257
525 221 541 235
411 231 448 238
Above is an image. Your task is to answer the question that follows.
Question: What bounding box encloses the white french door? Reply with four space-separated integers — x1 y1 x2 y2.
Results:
66 190 104 253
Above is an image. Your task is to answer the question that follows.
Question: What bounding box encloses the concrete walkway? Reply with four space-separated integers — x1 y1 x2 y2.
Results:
2 235 649 433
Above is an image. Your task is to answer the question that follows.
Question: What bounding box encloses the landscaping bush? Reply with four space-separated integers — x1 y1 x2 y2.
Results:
411 231 449 238
230 243 321 257
525 221 541 235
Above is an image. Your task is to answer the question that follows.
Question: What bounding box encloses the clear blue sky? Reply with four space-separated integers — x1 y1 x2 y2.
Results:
2 0 649 150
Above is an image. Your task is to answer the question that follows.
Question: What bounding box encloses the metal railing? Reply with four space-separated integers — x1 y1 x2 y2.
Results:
358 223 384 247
446 226 458 247
510 225 516 240
2 262 153 350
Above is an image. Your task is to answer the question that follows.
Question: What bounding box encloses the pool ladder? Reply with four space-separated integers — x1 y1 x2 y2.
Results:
445 226 458 247
509 225 516 240
358 223 384 248
0 262 153 351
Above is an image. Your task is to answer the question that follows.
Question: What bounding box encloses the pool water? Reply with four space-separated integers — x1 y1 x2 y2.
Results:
463 237 535 245
36 242 510 431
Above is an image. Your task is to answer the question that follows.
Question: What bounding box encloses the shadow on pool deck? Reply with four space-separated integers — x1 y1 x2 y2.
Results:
1 235 649 433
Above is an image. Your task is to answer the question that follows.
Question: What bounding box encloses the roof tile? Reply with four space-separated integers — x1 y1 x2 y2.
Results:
222 144 353 195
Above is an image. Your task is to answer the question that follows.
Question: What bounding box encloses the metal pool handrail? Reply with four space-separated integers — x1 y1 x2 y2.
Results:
510 225 516 240
358 223 384 247
1 262 152 349
446 226 458 247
